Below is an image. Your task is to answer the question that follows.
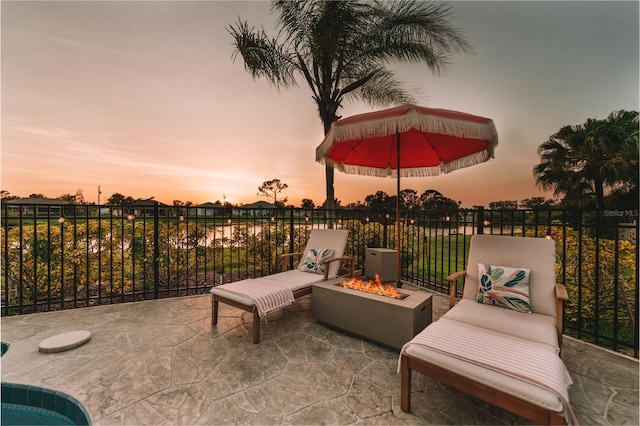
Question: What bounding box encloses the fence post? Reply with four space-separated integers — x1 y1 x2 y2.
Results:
383 209 389 247
289 207 295 270
2 202 8 316
153 201 160 299
289 206 294 234
477 206 485 235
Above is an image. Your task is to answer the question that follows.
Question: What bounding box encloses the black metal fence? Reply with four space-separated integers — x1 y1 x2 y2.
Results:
1 202 638 357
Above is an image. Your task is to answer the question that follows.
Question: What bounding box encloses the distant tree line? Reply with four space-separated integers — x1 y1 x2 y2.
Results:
2 187 544 211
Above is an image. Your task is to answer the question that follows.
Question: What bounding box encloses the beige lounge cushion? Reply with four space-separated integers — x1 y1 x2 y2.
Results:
405 343 564 413
210 285 256 306
403 318 566 413
257 270 327 289
444 299 559 350
210 270 322 306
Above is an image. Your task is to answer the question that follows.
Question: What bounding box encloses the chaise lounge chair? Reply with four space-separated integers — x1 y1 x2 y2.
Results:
399 235 577 425
210 229 355 343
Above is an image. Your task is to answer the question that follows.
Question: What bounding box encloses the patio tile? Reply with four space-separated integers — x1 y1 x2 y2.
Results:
219 342 288 387
172 335 230 385
280 360 351 400
198 364 245 400
1 293 638 425
564 342 639 389
69 347 173 419
250 377 316 415
358 359 402 393
276 331 333 362
195 393 283 425
101 383 213 426
345 375 392 418
606 401 640 426
145 385 212 421
283 399 358 425
408 387 511 425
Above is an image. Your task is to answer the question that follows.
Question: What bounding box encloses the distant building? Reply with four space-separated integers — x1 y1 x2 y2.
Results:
234 201 275 216
3 197 70 216
196 201 222 217
110 199 168 217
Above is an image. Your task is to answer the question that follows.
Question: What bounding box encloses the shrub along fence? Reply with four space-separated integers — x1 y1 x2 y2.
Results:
1 202 637 357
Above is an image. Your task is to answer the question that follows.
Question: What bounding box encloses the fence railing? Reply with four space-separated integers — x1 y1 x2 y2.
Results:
1 202 638 357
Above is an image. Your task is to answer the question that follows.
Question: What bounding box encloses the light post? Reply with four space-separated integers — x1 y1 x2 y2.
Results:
545 227 553 240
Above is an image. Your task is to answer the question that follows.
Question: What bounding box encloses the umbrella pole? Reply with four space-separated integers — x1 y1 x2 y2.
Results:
396 130 402 288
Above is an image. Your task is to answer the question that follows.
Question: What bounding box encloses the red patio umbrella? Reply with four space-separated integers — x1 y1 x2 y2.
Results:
316 103 499 286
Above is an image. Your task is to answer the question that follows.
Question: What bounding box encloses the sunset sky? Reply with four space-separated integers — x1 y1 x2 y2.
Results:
1 1 638 207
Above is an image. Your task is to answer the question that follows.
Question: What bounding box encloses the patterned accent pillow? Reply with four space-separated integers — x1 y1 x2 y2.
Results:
299 248 335 275
476 263 532 313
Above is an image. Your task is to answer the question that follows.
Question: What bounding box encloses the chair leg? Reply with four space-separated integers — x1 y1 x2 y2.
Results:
212 296 219 326
549 411 565 425
252 308 260 344
400 354 412 413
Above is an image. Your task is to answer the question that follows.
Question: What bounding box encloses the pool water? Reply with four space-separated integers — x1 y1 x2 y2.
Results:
2 402 76 425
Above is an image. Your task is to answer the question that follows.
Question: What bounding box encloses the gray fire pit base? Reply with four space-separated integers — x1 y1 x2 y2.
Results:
312 279 432 351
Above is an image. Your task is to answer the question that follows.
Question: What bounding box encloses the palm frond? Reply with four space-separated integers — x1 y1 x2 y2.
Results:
352 0 473 74
343 68 415 106
227 19 298 89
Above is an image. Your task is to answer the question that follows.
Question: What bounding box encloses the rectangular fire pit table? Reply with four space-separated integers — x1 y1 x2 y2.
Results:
312 278 432 351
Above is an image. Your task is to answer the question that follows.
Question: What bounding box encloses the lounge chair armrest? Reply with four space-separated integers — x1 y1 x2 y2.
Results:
323 256 356 281
446 270 467 282
446 270 467 309
555 283 568 301
555 283 569 343
280 251 304 272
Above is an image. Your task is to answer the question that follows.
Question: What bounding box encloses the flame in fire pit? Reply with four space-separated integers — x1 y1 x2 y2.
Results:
341 275 404 299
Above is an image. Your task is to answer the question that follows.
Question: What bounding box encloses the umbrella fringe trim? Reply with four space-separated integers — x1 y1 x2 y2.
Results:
320 150 494 177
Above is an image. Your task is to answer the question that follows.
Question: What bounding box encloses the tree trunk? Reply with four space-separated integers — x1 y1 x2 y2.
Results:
325 164 335 209
319 101 339 211
594 177 605 209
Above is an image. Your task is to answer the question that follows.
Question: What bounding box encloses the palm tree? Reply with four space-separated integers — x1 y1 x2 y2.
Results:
533 110 639 208
228 0 471 209
601 110 639 198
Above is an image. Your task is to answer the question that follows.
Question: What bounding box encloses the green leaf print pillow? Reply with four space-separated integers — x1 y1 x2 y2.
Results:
299 248 334 274
476 263 532 313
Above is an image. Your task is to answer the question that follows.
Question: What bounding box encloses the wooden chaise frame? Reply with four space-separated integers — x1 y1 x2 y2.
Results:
212 252 355 344
399 271 569 425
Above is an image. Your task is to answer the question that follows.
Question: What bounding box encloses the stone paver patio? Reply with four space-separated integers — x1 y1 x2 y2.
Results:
1 288 638 425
